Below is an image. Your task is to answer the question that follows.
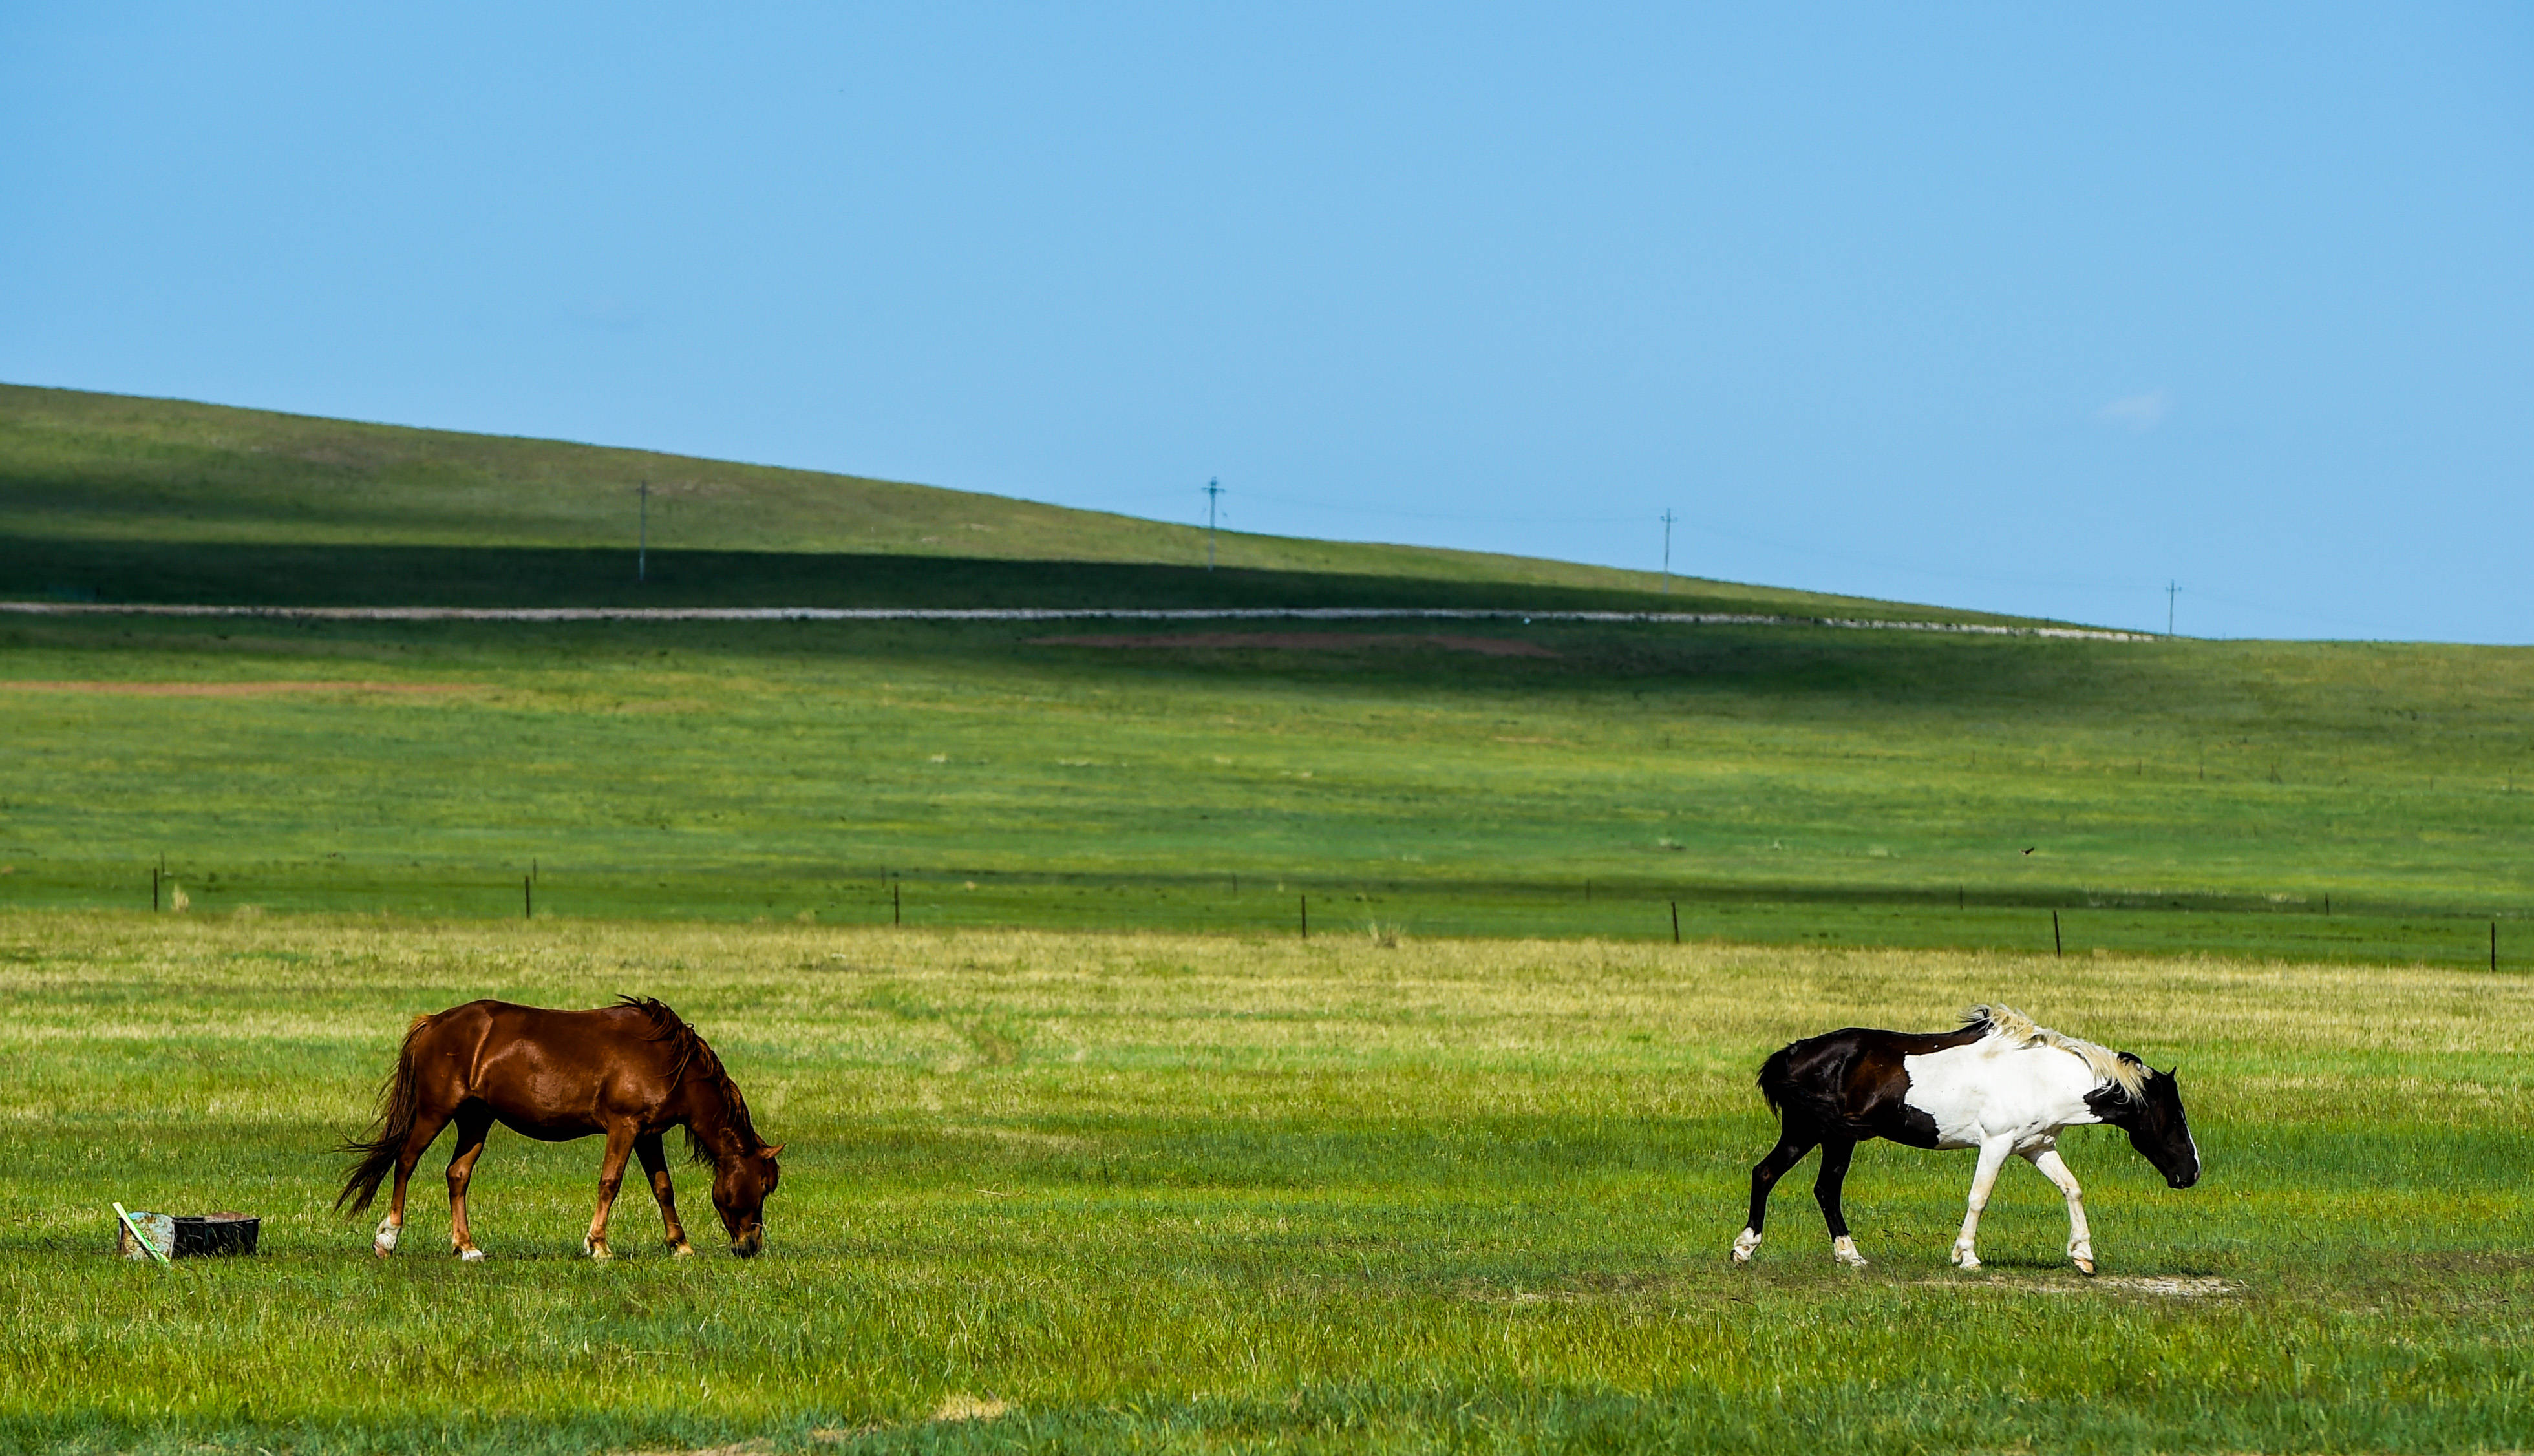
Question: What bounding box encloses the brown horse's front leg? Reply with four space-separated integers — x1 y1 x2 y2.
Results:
584 1124 635 1260
444 1107 495 1261
634 1132 695 1256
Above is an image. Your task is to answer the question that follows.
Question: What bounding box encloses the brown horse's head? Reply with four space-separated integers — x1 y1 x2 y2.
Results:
712 1142 783 1256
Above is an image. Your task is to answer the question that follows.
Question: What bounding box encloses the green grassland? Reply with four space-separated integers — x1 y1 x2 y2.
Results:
3 916 2528 1453
5 610 2532 964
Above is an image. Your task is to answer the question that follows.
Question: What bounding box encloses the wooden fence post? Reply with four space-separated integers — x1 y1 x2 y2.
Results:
2052 910 2063 957
1670 900 1680 944
1300 895 1308 940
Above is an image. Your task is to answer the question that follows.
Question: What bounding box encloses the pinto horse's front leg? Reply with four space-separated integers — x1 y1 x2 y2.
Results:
1950 1136 2016 1270
583 1124 636 1261
2024 1145 2096 1274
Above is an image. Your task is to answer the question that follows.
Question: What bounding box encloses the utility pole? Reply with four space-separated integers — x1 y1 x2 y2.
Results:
1660 509 1677 594
1203 479 1223 571
2166 580 2178 637
638 481 650 584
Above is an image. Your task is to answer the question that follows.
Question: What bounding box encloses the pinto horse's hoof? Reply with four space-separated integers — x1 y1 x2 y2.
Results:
1951 1248 1982 1271
1730 1227 1762 1264
2072 1256 2096 1276
1831 1236 1868 1268
460 1247 486 1263
372 1219 400 1257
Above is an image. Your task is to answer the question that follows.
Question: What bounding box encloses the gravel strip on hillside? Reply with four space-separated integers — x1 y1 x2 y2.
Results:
0 602 2156 641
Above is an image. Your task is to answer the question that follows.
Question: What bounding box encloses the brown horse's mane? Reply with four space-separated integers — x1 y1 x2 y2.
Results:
613 996 763 1163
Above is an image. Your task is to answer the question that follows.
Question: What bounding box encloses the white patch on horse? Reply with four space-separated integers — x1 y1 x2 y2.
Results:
1902 1023 2107 1150
1903 1006 2137 1271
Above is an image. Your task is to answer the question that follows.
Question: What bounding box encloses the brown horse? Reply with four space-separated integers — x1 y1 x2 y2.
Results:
336 997 782 1260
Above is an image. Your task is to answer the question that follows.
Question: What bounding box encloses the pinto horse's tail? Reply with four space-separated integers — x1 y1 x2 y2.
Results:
1756 1042 1798 1116
335 1014 432 1214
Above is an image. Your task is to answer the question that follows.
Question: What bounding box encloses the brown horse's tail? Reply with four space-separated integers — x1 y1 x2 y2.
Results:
335 1014 431 1214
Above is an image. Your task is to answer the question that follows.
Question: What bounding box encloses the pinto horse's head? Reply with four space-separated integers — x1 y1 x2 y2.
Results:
712 1142 783 1256
2091 1060 2199 1188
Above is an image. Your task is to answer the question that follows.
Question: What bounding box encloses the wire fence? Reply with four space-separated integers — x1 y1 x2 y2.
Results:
4 862 2522 970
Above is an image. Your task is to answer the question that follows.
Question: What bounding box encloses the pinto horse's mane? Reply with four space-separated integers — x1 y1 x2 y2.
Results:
614 996 764 1164
1962 1004 2153 1100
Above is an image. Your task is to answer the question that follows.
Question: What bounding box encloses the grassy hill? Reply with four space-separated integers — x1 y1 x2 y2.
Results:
5 383 2531 966
0 383 2019 619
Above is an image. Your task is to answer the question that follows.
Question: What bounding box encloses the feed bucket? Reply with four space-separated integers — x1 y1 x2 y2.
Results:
114 1210 260 1259
175 1214 260 1256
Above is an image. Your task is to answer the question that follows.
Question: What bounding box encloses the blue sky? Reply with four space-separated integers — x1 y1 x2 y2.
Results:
5 5 2529 640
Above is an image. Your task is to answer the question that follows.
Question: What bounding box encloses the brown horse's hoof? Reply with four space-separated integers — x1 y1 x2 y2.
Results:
669 1241 696 1258
584 1238 613 1261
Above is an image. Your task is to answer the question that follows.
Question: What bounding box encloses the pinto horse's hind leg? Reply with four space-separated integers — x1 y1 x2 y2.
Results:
2024 1145 2096 1275
634 1132 696 1257
443 1106 494 1261
583 1123 636 1261
1734 1124 1820 1263
1814 1137 1868 1267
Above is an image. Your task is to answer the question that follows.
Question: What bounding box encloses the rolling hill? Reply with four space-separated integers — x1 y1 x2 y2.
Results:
0 383 2025 619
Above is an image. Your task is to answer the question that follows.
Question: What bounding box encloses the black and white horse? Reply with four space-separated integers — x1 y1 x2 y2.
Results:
1732 1005 2199 1273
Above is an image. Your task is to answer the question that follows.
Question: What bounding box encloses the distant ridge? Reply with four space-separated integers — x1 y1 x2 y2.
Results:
0 382 2059 624
0 600 2155 641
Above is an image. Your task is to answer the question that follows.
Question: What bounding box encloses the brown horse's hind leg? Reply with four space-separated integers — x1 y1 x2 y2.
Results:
634 1132 696 1256
444 1106 495 1261
583 1123 636 1260
377 1104 454 1257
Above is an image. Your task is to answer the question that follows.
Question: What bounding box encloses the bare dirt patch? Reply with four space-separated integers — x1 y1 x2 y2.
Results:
930 1394 1010 1422
2097 1274 2237 1297
1918 1274 2237 1298
1034 631 1556 658
0 681 484 697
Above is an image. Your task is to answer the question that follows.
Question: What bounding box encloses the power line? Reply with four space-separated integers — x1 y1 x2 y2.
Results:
1230 488 1644 527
